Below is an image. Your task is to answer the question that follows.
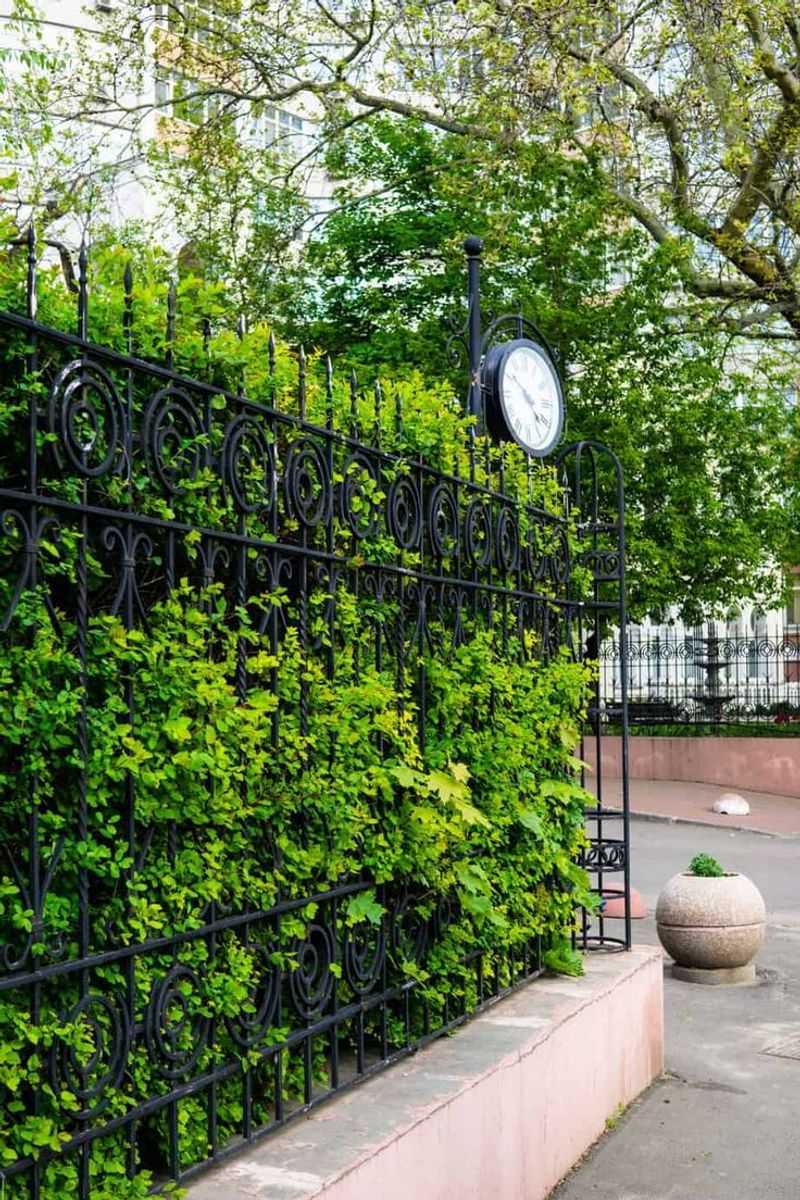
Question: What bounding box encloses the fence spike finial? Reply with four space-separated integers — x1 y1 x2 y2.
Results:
77 235 88 339
236 316 248 396
350 367 358 435
325 354 334 429
394 382 402 437
166 278 177 369
374 378 382 447
123 261 134 352
268 328 276 376
26 224 37 321
298 344 306 420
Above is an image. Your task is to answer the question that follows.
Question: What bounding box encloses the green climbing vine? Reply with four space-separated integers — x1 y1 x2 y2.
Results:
0 232 596 1197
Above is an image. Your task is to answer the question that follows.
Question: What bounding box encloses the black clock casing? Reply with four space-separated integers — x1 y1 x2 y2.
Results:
482 337 565 457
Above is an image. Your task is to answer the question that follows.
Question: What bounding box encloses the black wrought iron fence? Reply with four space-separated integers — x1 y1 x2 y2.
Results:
0 233 629 1197
600 629 800 731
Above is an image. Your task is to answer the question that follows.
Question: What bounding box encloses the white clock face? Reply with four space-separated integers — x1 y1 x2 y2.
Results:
500 344 562 454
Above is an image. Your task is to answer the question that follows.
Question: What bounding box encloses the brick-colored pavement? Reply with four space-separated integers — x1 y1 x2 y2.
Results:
588 775 800 837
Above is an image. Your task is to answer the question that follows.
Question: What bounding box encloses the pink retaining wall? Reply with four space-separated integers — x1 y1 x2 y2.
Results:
187 947 664 1200
326 952 663 1200
586 736 800 797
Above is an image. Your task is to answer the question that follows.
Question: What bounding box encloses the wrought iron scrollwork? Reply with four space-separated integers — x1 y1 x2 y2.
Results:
0 833 66 973
48 358 126 478
344 920 386 995
496 506 520 573
388 474 422 550
290 923 336 1019
428 482 459 560
103 525 154 625
222 414 275 513
391 893 429 965
50 991 130 1118
0 508 62 630
142 385 204 494
585 840 627 872
253 551 294 642
464 498 492 568
284 438 332 528
225 943 282 1048
580 548 620 581
146 964 210 1079
549 526 570 584
340 451 382 539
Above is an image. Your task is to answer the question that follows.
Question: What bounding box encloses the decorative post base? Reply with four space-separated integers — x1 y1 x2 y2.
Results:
672 962 757 986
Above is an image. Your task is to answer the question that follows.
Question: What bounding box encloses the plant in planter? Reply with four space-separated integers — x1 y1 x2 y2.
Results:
688 853 726 877
656 853 766 985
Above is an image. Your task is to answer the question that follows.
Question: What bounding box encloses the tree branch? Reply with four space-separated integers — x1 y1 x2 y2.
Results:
612 186 796 307
743 6 800 103
568 41 696 219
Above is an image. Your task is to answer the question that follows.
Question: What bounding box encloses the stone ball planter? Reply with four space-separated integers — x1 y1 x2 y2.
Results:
656 871 766 985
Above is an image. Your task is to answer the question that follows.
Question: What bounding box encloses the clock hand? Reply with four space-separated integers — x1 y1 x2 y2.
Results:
520 391 542 419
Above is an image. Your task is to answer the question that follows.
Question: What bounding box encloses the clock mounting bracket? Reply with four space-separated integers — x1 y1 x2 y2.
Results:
460 236 566 456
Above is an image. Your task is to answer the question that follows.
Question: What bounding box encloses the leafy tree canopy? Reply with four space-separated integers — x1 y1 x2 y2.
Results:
69 0 800 344
295 119 799 622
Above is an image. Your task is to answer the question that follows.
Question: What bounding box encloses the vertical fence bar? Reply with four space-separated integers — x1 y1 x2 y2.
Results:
616 459 632 950
23 224 43 1200
77 237 92 1199
121 259 140 1178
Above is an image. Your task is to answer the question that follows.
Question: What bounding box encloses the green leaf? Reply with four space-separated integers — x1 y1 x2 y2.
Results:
390 764 425 790
544 943 585 977
346 889 385 927
518 808 544 836
427 768 468 803
163 716 192 743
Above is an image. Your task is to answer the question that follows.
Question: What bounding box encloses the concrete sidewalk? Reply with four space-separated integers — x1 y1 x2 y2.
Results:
590 775 800 837
552 819 800 1200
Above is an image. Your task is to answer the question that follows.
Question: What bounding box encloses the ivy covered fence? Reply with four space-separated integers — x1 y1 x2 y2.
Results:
0 234 628 1197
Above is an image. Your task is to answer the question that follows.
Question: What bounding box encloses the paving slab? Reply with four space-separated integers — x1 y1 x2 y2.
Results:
589 776 800 836
553 819 800 1200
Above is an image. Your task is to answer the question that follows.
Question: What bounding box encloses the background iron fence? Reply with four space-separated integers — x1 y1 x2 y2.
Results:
600 628 800 731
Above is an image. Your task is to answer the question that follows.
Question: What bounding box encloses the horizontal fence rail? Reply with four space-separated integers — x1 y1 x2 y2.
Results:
0 234 629 1197
600 630 800 731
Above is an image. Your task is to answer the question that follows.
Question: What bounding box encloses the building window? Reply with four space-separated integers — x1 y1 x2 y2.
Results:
155 69 221 125
156 1 236 43
249 105 309 158
786 577 800 628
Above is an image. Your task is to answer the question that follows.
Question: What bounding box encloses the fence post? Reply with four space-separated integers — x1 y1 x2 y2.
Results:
464 235 483 424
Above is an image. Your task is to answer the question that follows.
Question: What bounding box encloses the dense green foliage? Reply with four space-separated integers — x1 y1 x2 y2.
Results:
0 237 596 1195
